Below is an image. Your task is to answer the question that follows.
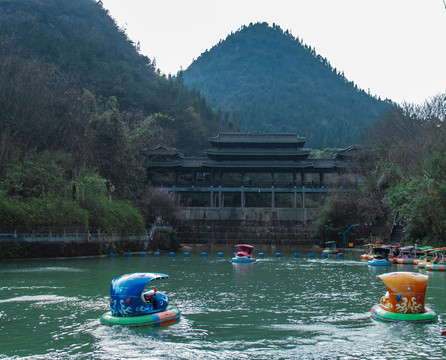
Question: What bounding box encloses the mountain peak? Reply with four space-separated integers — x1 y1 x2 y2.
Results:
184 22 394 148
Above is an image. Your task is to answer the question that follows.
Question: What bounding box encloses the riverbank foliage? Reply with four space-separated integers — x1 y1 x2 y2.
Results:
312 95 446 247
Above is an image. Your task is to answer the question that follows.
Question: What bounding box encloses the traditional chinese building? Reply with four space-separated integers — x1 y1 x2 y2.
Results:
144 133 358 208
142 133 360 246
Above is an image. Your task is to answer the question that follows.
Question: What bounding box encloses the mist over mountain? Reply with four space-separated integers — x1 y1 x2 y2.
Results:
183 22 395 149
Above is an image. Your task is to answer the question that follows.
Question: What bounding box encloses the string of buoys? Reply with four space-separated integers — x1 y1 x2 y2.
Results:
110 251 346 259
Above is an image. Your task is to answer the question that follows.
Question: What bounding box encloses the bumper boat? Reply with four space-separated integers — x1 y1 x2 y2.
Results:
361 243 378 260
100 272 181 327
425 248 446 271
414 246 433 266
395 245 417 264
370 271 437 323
322 241 339 254
232 244 256 263
368 252 392 266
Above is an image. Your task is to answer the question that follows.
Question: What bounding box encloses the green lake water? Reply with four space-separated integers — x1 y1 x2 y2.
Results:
0 251 445 359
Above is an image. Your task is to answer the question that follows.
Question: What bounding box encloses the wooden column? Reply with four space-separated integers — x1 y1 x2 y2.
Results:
293 187 297 208
271 186 275 208
241 187 245 208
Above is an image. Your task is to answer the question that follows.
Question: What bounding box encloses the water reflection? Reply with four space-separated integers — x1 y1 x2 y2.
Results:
231 262 255 278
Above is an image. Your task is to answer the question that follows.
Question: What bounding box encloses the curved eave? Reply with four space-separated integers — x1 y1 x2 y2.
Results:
146 162 182 168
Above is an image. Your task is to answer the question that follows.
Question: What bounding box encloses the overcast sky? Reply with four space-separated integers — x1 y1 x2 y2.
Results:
101 0 446 105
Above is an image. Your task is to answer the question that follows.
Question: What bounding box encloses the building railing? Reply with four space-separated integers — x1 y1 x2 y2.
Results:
154 179 359 189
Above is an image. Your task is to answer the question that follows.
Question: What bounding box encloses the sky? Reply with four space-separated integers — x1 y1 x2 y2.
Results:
100 0 446 105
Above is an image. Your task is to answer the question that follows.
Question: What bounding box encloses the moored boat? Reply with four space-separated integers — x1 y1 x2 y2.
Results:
425 248 446 271
381 245 401 263
100 272 181 327
395 246 417 264
425 264 445 271
361 243 380 260
415 247 434 267
370 271 437 323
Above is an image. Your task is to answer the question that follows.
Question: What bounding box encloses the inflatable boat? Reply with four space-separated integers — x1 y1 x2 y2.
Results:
100 272 181 327
370 271 437 323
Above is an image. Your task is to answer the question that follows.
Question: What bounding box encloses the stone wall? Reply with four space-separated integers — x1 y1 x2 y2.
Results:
176 207 319 246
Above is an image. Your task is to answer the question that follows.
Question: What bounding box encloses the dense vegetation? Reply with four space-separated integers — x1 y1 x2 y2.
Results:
311 95 446 247
183 22 395 149
0 0 237 233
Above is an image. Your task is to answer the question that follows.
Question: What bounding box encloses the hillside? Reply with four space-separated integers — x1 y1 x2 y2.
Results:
183 23 395 149
0 0 237 156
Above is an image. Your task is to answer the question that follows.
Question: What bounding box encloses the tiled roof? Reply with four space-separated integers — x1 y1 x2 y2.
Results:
209 133 306 146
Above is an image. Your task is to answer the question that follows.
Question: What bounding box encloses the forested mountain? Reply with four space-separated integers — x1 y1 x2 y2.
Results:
0 0 237 156
183 22 395 149
0 0 237 233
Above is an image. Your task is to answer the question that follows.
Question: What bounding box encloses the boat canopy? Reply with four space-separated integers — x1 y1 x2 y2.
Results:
235 244 253 251
110 272 168 297
234 244 254 256
378 272 428 295
418 246 433 251
399 246 414 251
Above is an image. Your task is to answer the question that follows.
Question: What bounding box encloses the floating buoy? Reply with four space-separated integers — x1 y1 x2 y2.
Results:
125 252 132 257
201 252 207 257
109 252 115 257
322 253 328 258
154 252 160 257
184 252 190 257
140 252 146 257
294 253 300 258
441 329 446 336
218 252 223 257
275 252 282 257
169 252 175 257
258 253 264 258
337 253 344 259
308 253 315 258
